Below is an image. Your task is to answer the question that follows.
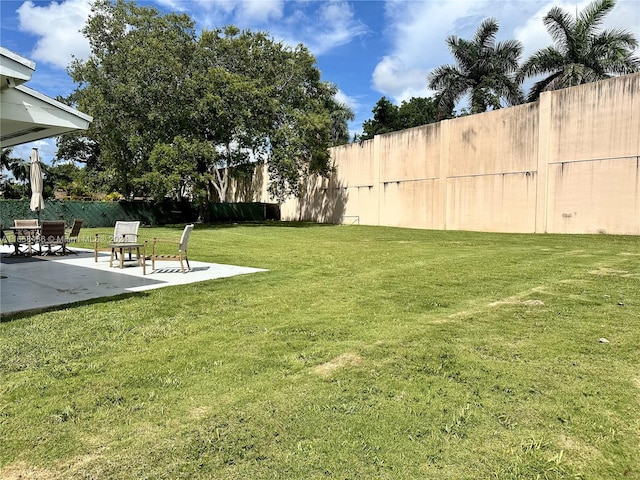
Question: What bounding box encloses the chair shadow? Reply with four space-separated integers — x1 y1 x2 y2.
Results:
146 266 210 274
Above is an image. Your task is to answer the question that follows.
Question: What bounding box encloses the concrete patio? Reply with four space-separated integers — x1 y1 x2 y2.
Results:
0 245 267 317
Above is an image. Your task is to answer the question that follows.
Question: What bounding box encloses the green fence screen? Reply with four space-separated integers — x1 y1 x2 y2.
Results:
0 200 280 228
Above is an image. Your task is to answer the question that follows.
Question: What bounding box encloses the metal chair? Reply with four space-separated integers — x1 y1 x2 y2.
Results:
64 219 83 254
39 221 68 255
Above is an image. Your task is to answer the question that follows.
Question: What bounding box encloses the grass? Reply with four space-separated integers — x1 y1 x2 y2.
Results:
1 223 639 479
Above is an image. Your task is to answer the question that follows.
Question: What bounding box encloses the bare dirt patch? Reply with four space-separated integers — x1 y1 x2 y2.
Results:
589 267 628 276
0 462 55 480
522 299 545 306
488 297 545 307
557 434 601 467
189 406 211 419
313 353 362 376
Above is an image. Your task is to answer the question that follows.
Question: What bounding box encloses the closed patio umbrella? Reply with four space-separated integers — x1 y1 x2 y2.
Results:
29 147 45 221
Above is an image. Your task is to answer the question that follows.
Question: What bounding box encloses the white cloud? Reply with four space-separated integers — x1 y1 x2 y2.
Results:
514 1 595 59
371 56 429 103
371 0 488 102
237 0 284 23
274 1 368 56
162 0 367 55
372 0 639 104
334 89 360 111
310 1 368 54
613 1 640 56
515 0 640 59
154 0 187 11
174 0 284 29
17 0 92 69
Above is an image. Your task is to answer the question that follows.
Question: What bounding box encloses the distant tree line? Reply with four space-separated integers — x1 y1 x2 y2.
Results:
0 148 102 200
357 0 638 141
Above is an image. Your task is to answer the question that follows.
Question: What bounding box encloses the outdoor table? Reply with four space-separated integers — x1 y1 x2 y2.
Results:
108 242 144 269
7 226 41 256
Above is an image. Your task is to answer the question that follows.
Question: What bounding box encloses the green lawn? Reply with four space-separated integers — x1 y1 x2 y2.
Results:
1 224 639 479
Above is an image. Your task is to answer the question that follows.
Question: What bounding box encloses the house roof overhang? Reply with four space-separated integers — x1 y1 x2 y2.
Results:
0 46 92 149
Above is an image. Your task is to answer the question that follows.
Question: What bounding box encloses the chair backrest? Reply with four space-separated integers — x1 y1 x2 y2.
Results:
178 224 194 252
15 219 39 228
113 221 140 243
40 221 66 242
68 219 83 238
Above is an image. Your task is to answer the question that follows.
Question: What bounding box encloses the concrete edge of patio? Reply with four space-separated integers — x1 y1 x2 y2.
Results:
0 246 267 318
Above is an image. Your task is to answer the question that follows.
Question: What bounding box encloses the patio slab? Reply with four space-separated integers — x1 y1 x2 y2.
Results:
0 246 267 317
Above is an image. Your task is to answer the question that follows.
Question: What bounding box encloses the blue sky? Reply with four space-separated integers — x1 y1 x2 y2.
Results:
1 0 639 165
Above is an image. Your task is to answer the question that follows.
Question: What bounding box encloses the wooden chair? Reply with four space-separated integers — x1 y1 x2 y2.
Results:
94 221 140 262
39 221 68 255
143 224 194 275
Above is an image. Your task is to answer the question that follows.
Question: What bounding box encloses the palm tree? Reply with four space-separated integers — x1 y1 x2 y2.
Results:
428 18 524 115
519 0 639 102
1 148 28 182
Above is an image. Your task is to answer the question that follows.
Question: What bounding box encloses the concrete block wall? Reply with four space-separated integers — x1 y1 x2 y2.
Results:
244 73 640 235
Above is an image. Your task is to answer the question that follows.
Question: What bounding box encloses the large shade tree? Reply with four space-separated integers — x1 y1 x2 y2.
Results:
427 18 524 115
66 0 196 198
62 0 351 203
519 0 639 101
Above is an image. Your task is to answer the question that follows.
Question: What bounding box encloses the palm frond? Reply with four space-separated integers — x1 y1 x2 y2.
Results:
518 47 564 80
526 71 563 102
474 18 499 50
544 7 574 47
577 0 615 35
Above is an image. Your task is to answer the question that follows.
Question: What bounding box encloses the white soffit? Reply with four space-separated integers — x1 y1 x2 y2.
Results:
0 46 92 149
0 46 35 89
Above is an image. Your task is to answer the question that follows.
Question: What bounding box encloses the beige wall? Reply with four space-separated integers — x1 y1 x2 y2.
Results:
542 74 640 235
240 73 640 235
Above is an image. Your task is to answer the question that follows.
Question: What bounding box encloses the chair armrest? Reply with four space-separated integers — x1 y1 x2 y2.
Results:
150 237 180 255
151 237 180 244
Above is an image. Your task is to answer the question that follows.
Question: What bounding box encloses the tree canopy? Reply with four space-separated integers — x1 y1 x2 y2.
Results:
358 96 439 141
62 0 352 203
